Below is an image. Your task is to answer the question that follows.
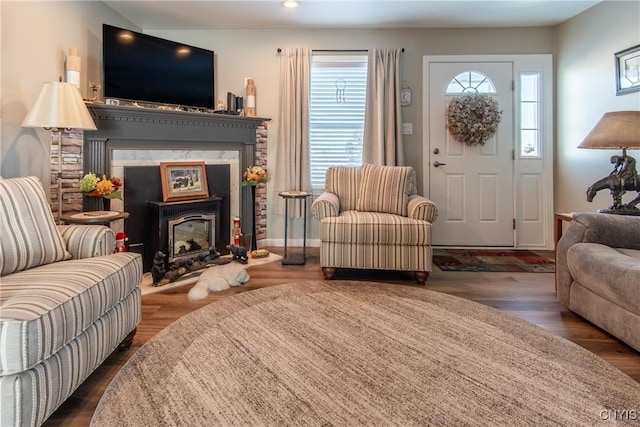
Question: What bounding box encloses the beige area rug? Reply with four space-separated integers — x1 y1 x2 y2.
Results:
92 281 640 426
139 253 282 296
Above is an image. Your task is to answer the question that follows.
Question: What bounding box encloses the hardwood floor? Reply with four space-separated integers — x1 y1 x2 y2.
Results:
44 247 640 426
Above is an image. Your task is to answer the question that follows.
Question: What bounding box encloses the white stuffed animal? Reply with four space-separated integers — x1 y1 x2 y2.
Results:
188 262 250 301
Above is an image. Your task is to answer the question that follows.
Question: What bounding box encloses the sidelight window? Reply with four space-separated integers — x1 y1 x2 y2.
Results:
520 72 541 157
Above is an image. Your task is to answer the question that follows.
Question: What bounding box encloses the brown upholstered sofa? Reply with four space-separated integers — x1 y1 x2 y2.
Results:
556 212 640 352
311 164 438 284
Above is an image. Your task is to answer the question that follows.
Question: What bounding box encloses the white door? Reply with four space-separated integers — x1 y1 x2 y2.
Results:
428 62 514 246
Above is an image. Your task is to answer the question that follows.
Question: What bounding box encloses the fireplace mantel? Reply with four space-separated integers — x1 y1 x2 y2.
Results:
86 103 269 138
83 103 270 245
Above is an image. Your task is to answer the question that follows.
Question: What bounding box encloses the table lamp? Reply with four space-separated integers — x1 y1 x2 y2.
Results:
578 111 640 214
22 81 97 222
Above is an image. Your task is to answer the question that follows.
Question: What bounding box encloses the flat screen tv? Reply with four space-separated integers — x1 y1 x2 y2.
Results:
103 24 214 109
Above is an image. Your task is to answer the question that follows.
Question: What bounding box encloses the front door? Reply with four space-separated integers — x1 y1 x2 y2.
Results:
428 62 514 246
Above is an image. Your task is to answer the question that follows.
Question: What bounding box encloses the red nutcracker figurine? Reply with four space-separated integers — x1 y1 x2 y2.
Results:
115 231 128 253
232 217 243 246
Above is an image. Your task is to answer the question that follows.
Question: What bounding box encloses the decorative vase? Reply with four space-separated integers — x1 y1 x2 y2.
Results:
66 47 81 88
102 198 111 212
251 185 258 251
245 78 256 117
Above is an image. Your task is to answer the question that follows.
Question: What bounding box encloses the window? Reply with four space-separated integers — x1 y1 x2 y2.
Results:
520 72 541 157
309 52 368 189
446 71 496 94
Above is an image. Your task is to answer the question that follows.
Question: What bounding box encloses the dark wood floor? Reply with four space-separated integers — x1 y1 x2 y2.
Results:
44 247 640 426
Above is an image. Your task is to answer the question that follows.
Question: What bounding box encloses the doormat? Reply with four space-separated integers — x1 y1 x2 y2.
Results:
433 249 555 272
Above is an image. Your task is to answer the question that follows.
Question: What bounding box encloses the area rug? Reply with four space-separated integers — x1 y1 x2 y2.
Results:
91 281 640 426
139 252 282 296
433 248 555 272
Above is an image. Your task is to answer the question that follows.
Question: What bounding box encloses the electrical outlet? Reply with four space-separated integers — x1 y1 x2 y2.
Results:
401 123 413 135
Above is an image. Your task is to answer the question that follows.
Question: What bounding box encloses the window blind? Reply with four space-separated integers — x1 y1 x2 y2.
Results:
309 53 368 189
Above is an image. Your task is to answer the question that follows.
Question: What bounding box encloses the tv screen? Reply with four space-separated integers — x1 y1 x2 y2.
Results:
103 24 214 109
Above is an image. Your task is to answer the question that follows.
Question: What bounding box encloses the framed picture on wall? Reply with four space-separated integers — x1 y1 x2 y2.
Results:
159 161 209 202
615 44 640 95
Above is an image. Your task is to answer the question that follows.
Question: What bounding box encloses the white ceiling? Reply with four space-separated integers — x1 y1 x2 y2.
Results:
102 0 603 30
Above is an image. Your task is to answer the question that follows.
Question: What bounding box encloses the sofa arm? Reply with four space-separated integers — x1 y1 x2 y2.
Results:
556 213 640 305
407 195 438 223
57 225 116 259
311 192 340 220
564 213 640 249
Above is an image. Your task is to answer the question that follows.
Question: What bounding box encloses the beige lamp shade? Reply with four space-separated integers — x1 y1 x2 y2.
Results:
577 111 640 150
22 82 97 130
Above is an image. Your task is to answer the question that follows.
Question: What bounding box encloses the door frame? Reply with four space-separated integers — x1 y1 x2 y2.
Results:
423 54 554 249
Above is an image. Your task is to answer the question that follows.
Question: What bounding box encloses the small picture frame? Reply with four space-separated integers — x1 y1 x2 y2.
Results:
615 44 640 95
159 161 209 202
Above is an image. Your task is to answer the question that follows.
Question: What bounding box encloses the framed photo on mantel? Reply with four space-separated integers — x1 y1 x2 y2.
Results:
159 161 209 202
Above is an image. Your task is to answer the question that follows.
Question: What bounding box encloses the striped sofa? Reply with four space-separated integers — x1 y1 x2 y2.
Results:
311 164 438 284
0 176 142 427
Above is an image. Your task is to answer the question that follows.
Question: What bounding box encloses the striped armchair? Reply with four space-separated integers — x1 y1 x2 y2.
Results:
311 164 438 284
0 176 142 427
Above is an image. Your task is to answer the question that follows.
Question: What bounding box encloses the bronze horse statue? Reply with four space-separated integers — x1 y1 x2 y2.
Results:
586 174 640 211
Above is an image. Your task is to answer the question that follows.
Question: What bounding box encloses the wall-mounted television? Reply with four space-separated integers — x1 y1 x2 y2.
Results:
103 24 214 109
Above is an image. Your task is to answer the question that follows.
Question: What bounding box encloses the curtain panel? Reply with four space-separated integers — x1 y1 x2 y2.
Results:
363 48 404 166
274 48 311 216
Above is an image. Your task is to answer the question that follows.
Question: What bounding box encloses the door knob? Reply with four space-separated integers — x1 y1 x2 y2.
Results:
433 161 447 167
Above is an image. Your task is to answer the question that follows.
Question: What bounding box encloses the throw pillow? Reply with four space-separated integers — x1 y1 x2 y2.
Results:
356 164 414 216
0 176 71 276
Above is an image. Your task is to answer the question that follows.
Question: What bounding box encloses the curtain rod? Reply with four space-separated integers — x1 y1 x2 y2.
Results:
277 48 404 53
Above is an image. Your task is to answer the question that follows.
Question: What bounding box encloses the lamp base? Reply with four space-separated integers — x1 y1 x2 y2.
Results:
585 150 640 212
598 207 640 216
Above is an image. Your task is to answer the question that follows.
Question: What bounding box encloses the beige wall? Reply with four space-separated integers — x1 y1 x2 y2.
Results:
0 1 137 186
555 1 640 214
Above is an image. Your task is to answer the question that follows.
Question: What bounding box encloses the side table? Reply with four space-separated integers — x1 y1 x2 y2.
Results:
554 212 575 247
279 191 311 265
553 212 576 293
61 211 129 226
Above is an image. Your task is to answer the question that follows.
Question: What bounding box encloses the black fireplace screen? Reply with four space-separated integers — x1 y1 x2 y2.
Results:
145 197 222 272
168 214 216 263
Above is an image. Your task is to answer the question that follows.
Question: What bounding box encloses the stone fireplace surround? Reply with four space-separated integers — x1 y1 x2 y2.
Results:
80 103 269 257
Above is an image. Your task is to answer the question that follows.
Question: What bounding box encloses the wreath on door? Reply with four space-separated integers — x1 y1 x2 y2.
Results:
446 93 502 146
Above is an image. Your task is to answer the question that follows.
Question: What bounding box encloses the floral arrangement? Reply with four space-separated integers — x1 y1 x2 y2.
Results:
242 165 268 186
446 93 502 146
80 173 122 199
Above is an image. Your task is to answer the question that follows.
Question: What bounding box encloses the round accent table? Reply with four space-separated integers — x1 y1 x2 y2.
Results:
279 191 311 265
61 211 129 226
